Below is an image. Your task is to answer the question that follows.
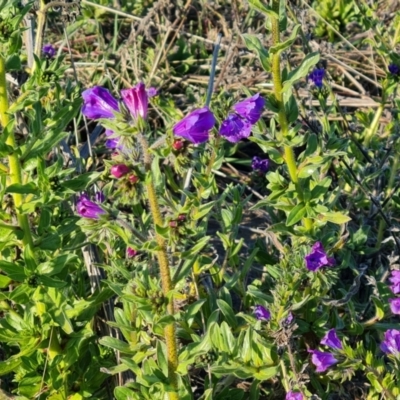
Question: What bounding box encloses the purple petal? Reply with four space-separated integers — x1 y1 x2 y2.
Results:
305 242 335 271
82 87 119 119
219 114 252 143
254 304 270 321
42 44 56 58
121 82 148 119
286 392 303 400
308 349 338 372
232 93 265 124
320 329 342 350
389 298 400 315
252 156 269 172
380 329 400 356
77 195 106 219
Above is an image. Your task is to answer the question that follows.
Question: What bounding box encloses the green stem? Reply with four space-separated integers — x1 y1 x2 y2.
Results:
0 56 34 248
137 134 179 399
364 103 384 146
270 1 312 231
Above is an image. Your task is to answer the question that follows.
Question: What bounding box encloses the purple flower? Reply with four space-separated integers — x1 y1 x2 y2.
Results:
42 44 56 58
95 191 105 203
82 87 119 120
219 114 252 143
304 242 335 272
147 87 158 97
388 271 400 294
286 392 303 400
233 93 265 124
308 349 338 372
388 63 400 76
77 195 105 219
320 329 342 350
111 164 130 179
127 247 138 257
173 107 215 144
252 156 269 173
254 305 271 321
308 68 326 88
381 329 400 356
121 82 148 119
389 298 400 315
285 312 294 325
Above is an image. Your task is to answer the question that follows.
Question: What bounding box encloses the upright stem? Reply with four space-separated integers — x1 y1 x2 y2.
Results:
270 1 312 231
0 56 34 248
364 103 384 146
137 134 179 399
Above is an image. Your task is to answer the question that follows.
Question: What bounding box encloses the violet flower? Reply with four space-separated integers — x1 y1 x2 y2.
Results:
127 247 138 257
254 305 271 321
233 93 265 124
147 87 158 97
388 63 400 76
82 87 119 120
284 312 294 325
286 392 303 400
121 82 148 119
252 156 269 173
320 329 342 350
111 164 130 179
308 68 326 88
381 329 400 357
42 44 56 58
388 271 400 294
219 113 252 143
304 242 335 272
173 107 215 144
77 195 105 219
389 298 400 315
308 349 338 372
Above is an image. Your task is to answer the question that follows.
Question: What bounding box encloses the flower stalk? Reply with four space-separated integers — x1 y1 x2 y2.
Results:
137 134 179 399
0 56 34 248
270 1 312 231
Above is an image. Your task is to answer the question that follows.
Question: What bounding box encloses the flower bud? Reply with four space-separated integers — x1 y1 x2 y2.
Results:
169 220 178 228
111 164 130 179
172 139 184 151
128 174 139 184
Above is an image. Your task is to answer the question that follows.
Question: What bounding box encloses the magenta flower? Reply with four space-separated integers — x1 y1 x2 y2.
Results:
320 329 342 350
308 68 326 88
77 195 106 219
388 271 400 294
233 93 265 124
389 298 400 315
252 156 269 173
127 247 138 257
254 305 270 321
219 114 252 143
286 392 303 400
173 107 215 144
121 82 148 119
111 164 130 179
308 349 338 372
381 329 400 357
304 242 335 271
42 44 56 58
82 87 119 120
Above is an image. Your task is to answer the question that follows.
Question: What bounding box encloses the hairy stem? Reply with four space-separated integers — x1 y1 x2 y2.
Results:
137 134 179 399
0 56 34 248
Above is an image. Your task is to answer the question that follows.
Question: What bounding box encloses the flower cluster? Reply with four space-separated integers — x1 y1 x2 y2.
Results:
304 242 335 271
308 68 325 88
387 271 400 315
309 329 342 372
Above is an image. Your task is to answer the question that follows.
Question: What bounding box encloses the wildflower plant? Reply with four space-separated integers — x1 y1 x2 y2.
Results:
0 0 399 399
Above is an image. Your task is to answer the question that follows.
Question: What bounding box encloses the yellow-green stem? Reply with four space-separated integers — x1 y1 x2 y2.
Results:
0 56 34 248
138 134 179 399
364 103 384 146
270 2 312 231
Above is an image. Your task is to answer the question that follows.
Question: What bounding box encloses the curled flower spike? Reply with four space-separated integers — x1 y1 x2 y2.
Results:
254 304 270 321
219 113 252 143
308 349 338 372
77 195 106 219
388 271 400 294
42 44 56 58
389 298 400 315
121 82 148 119
308 68 326 88
82 87 119 120
381 329 400 357
286 392 303 400
252 156 269 173
173 107 215 144
320 329 342 350
304 242 335 272
388 63 400 76
127 247 138 257
232 93 265 124
111 164 130 179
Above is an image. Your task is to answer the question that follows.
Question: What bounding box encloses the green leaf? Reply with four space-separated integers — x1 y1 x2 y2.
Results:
320 212 351 225
281 52 320 93
0 261 26 282
5 182 38 195
217 299 237 329
99 336 134 354
185 299 206 328
192 201 216 220
270 25 300 54
253 366 279 380
247 0 278 19
310 177 332 200
156 340 168 377
61 172 101 191
0 358 21 376
242 34 270 72
286 203 306 226
114 387 137 400
6 54 21 71
371 296 385 321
